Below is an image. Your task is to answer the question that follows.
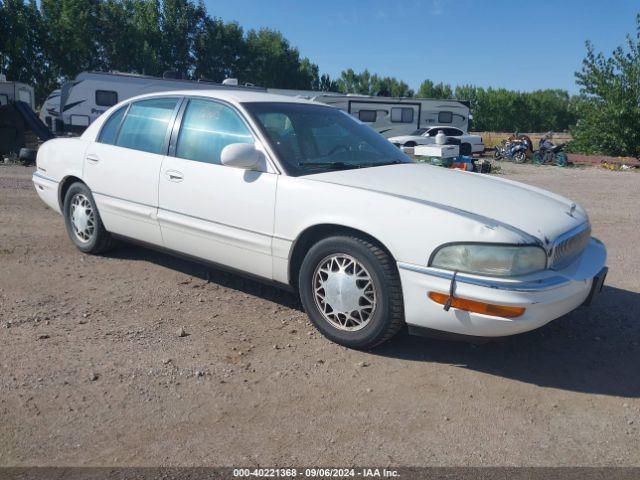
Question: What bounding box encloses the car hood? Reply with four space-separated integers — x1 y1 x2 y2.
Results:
305 163 587 245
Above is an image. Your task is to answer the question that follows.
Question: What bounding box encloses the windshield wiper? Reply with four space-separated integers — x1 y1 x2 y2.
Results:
297 161 361 170
361 159 406 168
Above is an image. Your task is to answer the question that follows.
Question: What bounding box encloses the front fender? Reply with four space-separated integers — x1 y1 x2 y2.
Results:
273 175 528 283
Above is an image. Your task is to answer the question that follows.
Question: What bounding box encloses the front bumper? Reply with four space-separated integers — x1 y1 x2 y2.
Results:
398 238 607 337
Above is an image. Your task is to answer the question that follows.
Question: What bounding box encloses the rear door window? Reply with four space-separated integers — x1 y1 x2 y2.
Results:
116 98 178 154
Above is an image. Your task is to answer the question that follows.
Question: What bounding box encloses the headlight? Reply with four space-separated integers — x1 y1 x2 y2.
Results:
430 243 547 277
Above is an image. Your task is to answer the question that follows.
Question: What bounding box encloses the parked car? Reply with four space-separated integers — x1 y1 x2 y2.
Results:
32 90 607 349
388 126 485 153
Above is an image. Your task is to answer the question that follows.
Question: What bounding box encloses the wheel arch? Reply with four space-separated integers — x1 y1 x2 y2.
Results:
58 175 85 210
288 223 397 289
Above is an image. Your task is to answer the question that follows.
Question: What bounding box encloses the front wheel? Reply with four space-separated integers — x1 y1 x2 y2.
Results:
298 236 405 349
63 182 115 254
555 152 568 167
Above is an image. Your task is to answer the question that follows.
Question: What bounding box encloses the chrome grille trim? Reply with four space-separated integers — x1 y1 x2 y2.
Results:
550 223 591 270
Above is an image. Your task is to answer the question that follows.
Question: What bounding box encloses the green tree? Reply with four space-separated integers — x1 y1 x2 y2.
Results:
0 0 54 104
242 28 311 89
417 79 453 99
318 73 338 92
40 0 102 79
569 14 640 156
193 17 245 81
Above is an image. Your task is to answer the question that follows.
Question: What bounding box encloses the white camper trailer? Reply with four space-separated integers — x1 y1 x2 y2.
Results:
57 71 265 133
269 90 471 137
53 72 472 138
39 89 61 132
0 75 35 110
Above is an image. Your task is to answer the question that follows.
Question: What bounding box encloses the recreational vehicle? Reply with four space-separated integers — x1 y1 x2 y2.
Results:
57 71 265 133
0 75 35 110
39 89 61 132
271 91 471 137
52 71 472 137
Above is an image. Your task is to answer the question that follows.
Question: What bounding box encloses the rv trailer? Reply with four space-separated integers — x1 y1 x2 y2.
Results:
39 89 61 133
264 90 471 137
57 71 266 133
0 75 35 110
53 71 472 137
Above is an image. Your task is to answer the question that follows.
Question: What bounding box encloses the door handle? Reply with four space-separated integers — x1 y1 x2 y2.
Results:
86 154 100 163
165 170 184 182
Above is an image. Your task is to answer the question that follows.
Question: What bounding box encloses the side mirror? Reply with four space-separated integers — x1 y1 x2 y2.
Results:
220 143 265 170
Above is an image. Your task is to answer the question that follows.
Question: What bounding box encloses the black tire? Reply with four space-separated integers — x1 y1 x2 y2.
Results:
298 235 404 349
62 182 115 254
404 141 417 147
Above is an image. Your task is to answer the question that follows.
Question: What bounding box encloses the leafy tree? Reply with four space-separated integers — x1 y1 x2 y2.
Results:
417 79 453 99
318 73 338 92
40 0 102 78
193 16 245 81
242 28 311 89
335 69 413 96
298 57 320 90
569 14 640 157
157 0 204 77
0 0 54 102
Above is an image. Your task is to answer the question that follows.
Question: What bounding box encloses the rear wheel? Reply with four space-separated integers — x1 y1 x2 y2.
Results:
63 182 114 254
513 151 526 163
532 152 543 165
298 236 404 349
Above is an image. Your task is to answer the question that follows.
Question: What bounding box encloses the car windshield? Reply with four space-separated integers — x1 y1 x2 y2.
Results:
243 102 412 176
409 128 427 136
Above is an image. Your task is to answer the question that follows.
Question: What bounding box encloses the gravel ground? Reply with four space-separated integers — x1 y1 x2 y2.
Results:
0 162 638 467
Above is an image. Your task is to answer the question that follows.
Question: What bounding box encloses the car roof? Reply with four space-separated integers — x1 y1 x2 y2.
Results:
124 89 323 106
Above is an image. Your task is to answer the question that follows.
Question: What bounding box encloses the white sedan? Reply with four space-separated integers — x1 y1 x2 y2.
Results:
32 90 607 348
389 126 485 153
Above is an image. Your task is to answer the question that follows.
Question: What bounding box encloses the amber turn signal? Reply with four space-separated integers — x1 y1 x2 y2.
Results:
428 292 526 318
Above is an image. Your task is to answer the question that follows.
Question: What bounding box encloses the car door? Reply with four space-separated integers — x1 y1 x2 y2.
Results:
418 128 436 145
444 127 464 139
157 97 277 280
83 97 181 246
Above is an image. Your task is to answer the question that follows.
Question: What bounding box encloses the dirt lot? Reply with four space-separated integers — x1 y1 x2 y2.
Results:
1 162 639 467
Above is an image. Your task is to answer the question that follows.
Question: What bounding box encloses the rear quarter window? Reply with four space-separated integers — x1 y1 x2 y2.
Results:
97 106 127 145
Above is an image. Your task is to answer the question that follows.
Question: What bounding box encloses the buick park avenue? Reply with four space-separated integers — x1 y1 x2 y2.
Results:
32 91 608 348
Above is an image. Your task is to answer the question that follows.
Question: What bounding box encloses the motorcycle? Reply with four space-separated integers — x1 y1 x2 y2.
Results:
494 136 530 163
533 142 568 167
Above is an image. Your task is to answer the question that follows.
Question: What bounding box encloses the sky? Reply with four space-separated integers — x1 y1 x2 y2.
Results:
203 0 638 93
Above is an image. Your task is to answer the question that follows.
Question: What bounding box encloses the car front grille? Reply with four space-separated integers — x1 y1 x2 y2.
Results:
550 224 591 270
